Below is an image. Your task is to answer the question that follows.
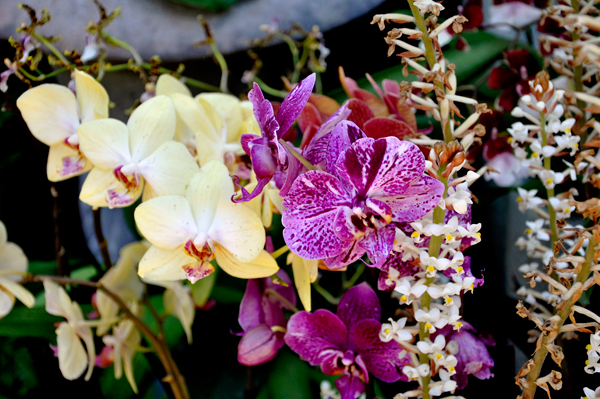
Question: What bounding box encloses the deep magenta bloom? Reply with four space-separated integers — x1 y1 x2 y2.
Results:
237 271 296 366
434 321 495 389
487 49 538 111
283 134 444 269
236 73 316 202
284 283 411 399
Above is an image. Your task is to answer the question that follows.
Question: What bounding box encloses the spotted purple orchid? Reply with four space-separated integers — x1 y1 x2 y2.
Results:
285 283 411 399
235 73 316 202
283 132 444 269
237 271 296 366
434 321 495 389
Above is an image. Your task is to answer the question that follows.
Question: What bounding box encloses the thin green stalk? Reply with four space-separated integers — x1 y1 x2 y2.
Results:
31 32 71 66
252 76 287 98
209 39 229 93
539 114 559 244
292 41 310 84
343 263 366 289
313 280 340 305
139 64 220 92
101 32 143 66
522 238 598 399
275 33 300 83
271 245 289 259
265 288 299 313
279 140 316 171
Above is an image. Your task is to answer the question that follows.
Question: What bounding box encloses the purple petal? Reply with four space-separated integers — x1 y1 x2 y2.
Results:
249 82 279 141
358 227 395 267
251 143 278 180
237 324 284 366
335 137 424 199
276 73 316 136
319 349 346 376
326 121 366 175
282 171 353 259
378 253 424 291
284 309 347 365
353 319 410 382
334 374 366 399
336 283 380 334
232 175 271 203
278 144 306 197
323 241 366 270
239 278 264 331
240 133 259 156
378 175 445 222
333 207 366 242
304 103 352 165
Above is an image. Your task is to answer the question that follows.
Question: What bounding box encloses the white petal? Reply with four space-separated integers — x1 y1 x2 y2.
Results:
155 74 192 97
74 70 109 123
16 84 79 145
0 277 34 308
186 161 234 232
134 195 198 249
0 288 15 318
128 95 176 162
0 221 6 251
208 201 265 263
138 141 200 197
0 242 28 279
138 245 193 281
78 119 131 169
57 322 88 380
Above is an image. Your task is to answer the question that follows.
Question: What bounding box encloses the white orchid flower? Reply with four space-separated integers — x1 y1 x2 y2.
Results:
44 280 95 381
525 219 550 241
380 317 413 343
428 368 457 396
135 160 277 283
16 70 108 181
102 319 141 393
0 221 34 318
416 334 445 354
402 364 430 381
516 188 544 213
394 277 428 304
78 95 200 208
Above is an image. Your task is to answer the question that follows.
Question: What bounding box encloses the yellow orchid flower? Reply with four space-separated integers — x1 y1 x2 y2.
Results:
286 252 318 312
44 280 96 381
102 318 141 393
134 160 277 283
155 74 196 154
244 174 283 229
96 241 147 336
0 221 34 318
78 95 200 208
17 70 109 181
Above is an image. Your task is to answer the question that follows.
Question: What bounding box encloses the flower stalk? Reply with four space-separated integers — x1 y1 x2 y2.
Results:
539 114 559 244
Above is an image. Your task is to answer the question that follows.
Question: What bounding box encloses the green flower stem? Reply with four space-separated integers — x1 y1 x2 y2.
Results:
313 280 340 305
208 38 229 93
271 245 289 259
522 237 598 399
343 263 366 290
140 64 221 92
279 139 316 171
265 288 299 313
31 32 71 66
252 76 287 98
101 32 144 67
539 114 559 244
275 33 301 83
292 41 310 84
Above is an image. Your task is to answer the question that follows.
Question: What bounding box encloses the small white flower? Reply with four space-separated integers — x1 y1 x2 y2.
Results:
445 182 472 214
402 364 430 381
508 122 529 145
582 387 600 399
428 369 457 396
555 134 580 156
530 139 556 159
420 251 451 277
320 380 340 399
456 223 482 244
394 278 428 305
525 219 550 241
539 169 565 189
417 334 446 354
380 317 413 343
438 354 458 375
516 188 544 213
414 308 447 333
549 197 575 219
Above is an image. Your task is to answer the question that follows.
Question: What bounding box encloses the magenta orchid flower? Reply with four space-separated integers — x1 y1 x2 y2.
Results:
284 283 411 399
235 73 316 202
488 49 538 111
237 271 296 366
283 133 444 269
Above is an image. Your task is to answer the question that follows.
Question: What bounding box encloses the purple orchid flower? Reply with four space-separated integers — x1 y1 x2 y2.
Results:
237 271 296 366
285 283 411 399
282 133 444 269
235 73 316 202
434 321 495 389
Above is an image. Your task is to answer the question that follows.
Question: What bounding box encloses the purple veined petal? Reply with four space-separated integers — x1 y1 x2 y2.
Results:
232 175 271 203
304 103 352 165
378 253 423 291
240 133 260 156
282 171 353 259
334 374 366 399
352 319 409 383
248 82 280 142
275 73 316 137
251 143 278 180
357 226 395 268
366 198 393 223
336 283 381 335
336 137 425 199
284 309 347 365
376 175 445 222
239 279 265 331
237 324 284 366
326 121 366 175
278 144 306 197
319 349 346 376
333 206 366 242
323 241 366 270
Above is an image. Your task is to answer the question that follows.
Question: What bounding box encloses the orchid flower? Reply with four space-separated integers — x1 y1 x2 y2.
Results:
237 270 296 366
44 280 96 381
0 221 34 318
96 242 147 336
134 160 277 283
77 95 200 208
283 135 444 269
152 280 195 344
17 70 109 181
155 74 196 153
102 319 141 392
244 174 282 229
235 73 316 202
284 283 411 399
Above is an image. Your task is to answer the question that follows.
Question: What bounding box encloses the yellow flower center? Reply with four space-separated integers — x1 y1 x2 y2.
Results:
455 322 463 330
425 322 432 330
457 266 464 274
586 359 590 366
586 344 592 351
384 328 391 334
574 143 579 148
526 228 532 235
445 297 453 305
435 353 442 360
564 208 570 214
448 366 455 372
446 234 453 242
469 284 475 291
411 231 419 238
546 178 553 185
565 127 571 134
427 265 435 273
476 232 481 238
532 152 539 158
516 197 523 202
400 295 408 302
508 137 514 143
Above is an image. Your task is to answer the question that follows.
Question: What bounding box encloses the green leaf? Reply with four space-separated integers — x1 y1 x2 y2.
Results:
27 260 57 275
70 265 97 281
0 307 60 339
98 352 168 399
166 0 241 12
140 294 185 348
190 268 218 307
257 349 313 399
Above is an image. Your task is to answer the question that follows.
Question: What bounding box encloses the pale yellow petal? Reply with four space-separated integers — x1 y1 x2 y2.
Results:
195 135 224 166
155 74 192 97
261 190 273 228
243 181 261 219
0 288 15 318
138 141 200 197
209 201 265 262
47 143 92 182
0 242 28 279
0 277 34 308
186 161 233 232
122 345 138 393
128 95 176 162
138 245 193 281
57 322 88 380
196 97 224 134
43 280 65 318
74 70 109 123
78 119 131 169
16 84 79 145
171 93 220 143
134 195 197 249
76 319 96 381
267 188 283 214
214 246 278 279
289 254 313 311
79 168 142 208
197 93 242 143
0 221 6 251
164 282 194 344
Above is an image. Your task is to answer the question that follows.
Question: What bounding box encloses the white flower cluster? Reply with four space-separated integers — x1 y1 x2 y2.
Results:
586 332 600 374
